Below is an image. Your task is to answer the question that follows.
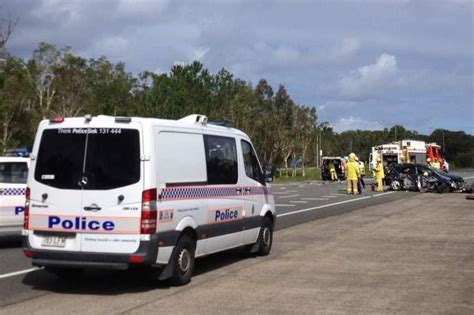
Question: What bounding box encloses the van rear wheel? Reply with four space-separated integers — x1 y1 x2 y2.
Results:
170 234 195 286
256 216 273 256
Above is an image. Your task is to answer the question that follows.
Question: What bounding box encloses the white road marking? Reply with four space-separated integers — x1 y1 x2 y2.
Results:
287 190 298 193
279 187 287 190
0 267 41 279
331 193 347 196
278 194 300 199
276 204 296 207
273 191 290 195
302 197 329 201
321 195 338 198
290 201 308 204
463 176 474 179
277 191 396 218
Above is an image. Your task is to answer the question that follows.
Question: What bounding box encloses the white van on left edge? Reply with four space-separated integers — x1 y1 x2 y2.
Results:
0 157 29 236
23 114 275 286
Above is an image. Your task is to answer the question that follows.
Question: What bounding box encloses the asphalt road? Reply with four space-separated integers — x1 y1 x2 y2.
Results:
0 169 473 312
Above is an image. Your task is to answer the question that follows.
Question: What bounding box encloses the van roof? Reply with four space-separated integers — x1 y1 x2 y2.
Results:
40 114 249 138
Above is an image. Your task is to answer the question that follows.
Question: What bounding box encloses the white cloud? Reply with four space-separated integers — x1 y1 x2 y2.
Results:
332 116 385 132
339 53 399 100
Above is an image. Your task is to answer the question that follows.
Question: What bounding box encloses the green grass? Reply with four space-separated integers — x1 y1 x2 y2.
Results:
274 167 322 183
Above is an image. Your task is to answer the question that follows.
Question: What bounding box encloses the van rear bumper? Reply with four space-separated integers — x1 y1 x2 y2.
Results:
23 232 180 270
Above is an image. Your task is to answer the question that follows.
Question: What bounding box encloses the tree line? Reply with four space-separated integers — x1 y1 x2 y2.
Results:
0 43 472 171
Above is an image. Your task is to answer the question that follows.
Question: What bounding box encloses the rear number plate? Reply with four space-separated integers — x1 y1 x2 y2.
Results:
41 236 66 248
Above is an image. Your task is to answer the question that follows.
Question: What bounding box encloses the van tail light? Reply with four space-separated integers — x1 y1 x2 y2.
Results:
141 188 157 234
24 187 30 229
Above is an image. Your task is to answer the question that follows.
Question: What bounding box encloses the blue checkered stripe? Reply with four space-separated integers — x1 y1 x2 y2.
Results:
0 188 26 196
160 186 272 201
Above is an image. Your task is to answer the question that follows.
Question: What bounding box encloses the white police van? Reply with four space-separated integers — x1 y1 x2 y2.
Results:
23 114 275 285
0 156 29 236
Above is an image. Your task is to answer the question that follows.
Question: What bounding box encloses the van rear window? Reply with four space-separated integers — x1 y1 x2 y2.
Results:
0 162 28 184
34 128 140 190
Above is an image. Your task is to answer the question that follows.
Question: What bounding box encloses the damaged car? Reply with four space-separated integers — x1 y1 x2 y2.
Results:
385 163 467 193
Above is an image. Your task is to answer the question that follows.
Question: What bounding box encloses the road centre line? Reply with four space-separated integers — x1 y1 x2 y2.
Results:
302 198 329 201
277 191 396 218
290 200 308 204
331 193 347 196
272 191 289 195
322 195 338 198
463 176 474 179
286 190 298 193
0 267 41 280
278 194 300 199
276 204 296 207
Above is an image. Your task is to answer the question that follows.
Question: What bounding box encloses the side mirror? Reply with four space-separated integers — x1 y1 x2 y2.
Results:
263 164 274 183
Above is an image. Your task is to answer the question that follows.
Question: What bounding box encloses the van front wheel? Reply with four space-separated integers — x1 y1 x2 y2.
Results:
256 216 273 256
170 234 195 286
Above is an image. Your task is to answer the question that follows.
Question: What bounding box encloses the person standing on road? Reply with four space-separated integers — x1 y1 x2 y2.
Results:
346 153 360 194
357 157 366 189
374 157 385 192
328 161 337 181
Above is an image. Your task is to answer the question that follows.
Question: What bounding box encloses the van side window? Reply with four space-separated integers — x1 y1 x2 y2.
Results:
241 140 263 183
204 135 238 185
0 162 28 184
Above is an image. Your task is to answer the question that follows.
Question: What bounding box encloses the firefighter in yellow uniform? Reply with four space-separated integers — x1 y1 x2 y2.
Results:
328 161 337 181
432 159 441 170
374 157 385 192
346 153 360 194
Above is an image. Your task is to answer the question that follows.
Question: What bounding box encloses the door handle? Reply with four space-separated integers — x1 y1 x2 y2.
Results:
83 205 101 211
236 188 242 193
244 188 251 193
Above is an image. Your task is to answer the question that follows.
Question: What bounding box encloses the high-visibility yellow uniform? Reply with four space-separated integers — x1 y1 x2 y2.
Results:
346 156 360 194
358 162 365 176
432 161 440 169
375 162 385 192
328 162 337 181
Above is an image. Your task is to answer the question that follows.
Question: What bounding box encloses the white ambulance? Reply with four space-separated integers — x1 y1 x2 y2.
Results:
23 114 275 285
0 156 29 236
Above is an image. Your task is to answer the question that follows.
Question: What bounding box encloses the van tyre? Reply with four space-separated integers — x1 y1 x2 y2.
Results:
256 216 273 256
170 234 195 286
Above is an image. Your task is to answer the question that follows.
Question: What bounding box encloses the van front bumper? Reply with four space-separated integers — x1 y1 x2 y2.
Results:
23 231 180 270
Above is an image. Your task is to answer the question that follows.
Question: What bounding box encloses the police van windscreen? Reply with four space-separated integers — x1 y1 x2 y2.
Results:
34 128 140 190
0 162 28 184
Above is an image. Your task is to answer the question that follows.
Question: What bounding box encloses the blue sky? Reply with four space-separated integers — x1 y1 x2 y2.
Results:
2 0 473 134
